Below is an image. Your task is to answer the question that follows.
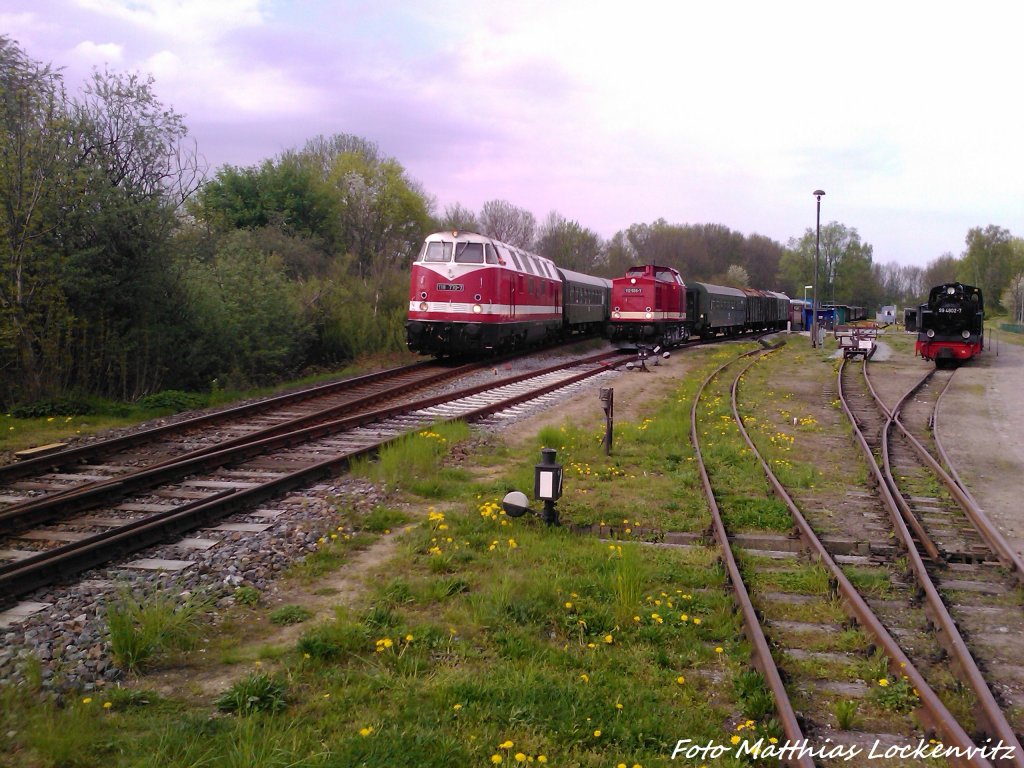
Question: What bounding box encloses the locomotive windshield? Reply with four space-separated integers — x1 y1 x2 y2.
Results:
454 242 484 264
422 241 452 262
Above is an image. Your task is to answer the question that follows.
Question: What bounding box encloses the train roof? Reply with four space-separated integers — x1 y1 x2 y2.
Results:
689 281 746 298
419 231 562 280
557 267 612 289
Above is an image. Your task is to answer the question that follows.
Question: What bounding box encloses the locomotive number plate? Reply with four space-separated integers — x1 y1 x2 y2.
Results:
938 307 961 313
623 287 643 294
436 283 465 291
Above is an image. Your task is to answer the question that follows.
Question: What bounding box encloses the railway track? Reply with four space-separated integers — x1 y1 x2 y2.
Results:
690 347 1008 767
840 358 1024 752
0 360 482 510
0 349 631 608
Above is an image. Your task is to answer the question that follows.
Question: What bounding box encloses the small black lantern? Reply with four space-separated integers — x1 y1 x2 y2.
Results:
534 447 563 525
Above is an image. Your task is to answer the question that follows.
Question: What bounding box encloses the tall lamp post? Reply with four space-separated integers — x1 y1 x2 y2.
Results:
803 285 813 331
811 190 826 348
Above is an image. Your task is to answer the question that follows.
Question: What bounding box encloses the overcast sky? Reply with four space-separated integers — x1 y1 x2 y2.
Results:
5 1 1023 268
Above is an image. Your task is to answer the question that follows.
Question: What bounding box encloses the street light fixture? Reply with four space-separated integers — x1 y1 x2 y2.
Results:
811 190 825 348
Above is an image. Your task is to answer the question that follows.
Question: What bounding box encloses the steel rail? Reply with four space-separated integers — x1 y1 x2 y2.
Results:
0 362 484 521
872 366 944 562
689 344 813 768
0 350 630 535
0 360 453 483
883 366 1024 582
842 358 1024 761
0 352 631 604
732 354 994 767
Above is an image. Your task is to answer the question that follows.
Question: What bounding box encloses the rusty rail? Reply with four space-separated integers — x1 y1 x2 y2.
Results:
689 345 813 768
846 358 1023 763
733 354 994 767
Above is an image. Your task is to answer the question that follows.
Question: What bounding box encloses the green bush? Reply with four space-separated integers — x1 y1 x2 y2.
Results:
137 390 207 411
215 673 288 715
10 399 95 418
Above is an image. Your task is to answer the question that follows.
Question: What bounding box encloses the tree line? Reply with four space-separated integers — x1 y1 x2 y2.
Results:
3 36 1023 408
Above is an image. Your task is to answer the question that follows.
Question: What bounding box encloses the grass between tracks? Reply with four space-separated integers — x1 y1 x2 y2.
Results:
1 341 882 768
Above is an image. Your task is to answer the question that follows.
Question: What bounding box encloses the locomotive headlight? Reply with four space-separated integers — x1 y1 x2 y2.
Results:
613 311 621 319
645 311 653 320
472 303 483 314
630 278 637 285
962 330 970 339
419 301 429 311
926 329 935 338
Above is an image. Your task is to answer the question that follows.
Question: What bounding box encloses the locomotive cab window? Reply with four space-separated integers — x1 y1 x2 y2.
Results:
454 242 484 264
485 244 498 264
422 241 452 262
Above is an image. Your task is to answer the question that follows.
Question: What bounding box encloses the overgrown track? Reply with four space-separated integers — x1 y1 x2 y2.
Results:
692 346 1006 767
689 345 814 767
0 350 632 608
839 357 1024 760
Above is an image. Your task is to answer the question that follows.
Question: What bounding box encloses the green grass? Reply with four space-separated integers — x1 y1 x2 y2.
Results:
105 588 215 672
1 345 805 768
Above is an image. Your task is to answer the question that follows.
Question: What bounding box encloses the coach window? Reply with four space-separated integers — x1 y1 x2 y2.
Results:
455 242 484 264
422 241 452 262
507 250 523 270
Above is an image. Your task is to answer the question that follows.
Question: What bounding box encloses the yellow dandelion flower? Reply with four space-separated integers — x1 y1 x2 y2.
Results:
604 634 614 644
515 753 527 762
693 618 701 625
715 646 723 653
491 756 503 765
594 729 602 737
359 726 374 737
580 673 589 683
731 735 741 745
82 697 92 705
499 740 514 749
564 601 573 609
102 701 112 709
676 675 685 684
537 757 547 764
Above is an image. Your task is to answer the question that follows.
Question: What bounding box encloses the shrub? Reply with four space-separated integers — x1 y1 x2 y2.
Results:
137 390 207 412
10 399 95 418
215 673 288 715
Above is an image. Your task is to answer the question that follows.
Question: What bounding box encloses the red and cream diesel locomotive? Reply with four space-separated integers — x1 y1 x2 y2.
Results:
405 231 610 356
